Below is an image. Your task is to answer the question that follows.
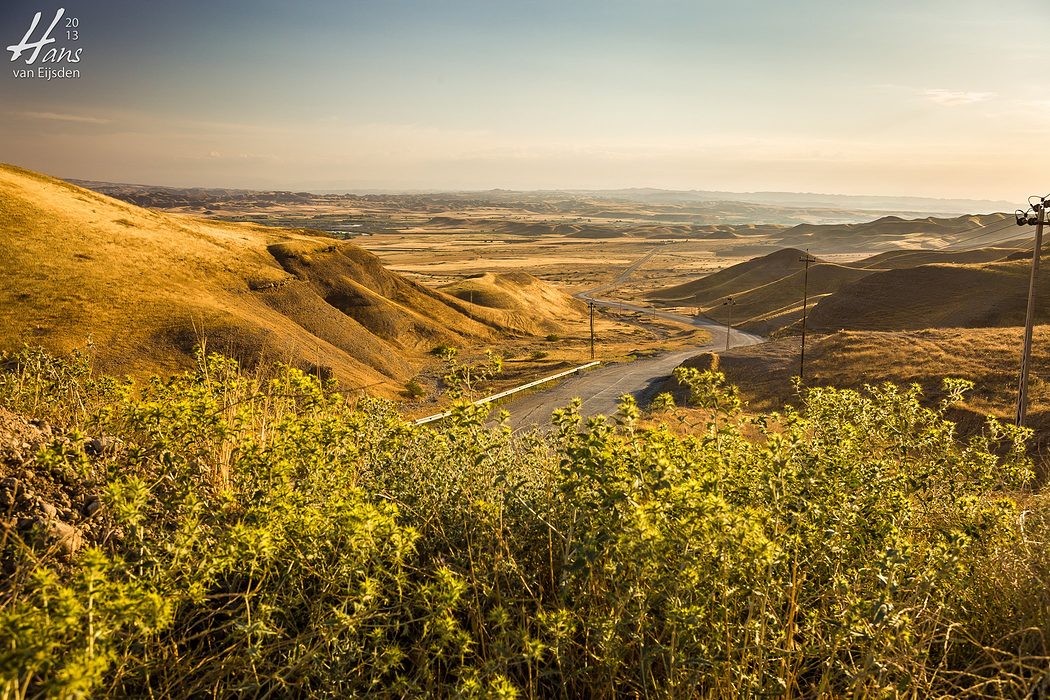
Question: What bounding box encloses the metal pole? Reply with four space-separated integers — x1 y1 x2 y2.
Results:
799 252 817 381
1017 203 1045 427
723 296 735 353
589 301 595 360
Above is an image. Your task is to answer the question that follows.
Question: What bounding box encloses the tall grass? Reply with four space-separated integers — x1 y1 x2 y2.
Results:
1 348 1048 698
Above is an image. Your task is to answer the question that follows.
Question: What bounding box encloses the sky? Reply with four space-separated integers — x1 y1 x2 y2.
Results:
1 0 1048 200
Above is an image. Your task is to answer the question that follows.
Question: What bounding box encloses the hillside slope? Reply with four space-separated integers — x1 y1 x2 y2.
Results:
648 248 815 304
774 214 1016 252
0 164 507 392
804 259 1044 332
648 248 875 334
853 247 1013 269
440 272 587 335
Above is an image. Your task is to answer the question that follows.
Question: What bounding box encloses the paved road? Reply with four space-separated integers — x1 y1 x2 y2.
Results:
504 269 764 429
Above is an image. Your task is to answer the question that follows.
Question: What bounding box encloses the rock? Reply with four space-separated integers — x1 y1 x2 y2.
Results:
40 502 57 519
47 519 84 557
83 498 101 516
85 438 104 456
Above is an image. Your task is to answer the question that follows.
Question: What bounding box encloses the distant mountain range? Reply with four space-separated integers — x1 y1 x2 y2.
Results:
68 178 1012 219
566 188 1014 216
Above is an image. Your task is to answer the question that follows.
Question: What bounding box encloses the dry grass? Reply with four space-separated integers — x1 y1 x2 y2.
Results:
648 248 878 333
776 213 1017 251
674 326 1050 474
805 259 1042 333
0 164 512 395
439 271 587 335
853 246 1015 269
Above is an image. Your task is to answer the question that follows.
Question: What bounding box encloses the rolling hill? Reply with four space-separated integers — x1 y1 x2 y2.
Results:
852 246 1014 269
0 164 554 393
440 272 587 335
802 259 1046 333
647 248 876 334
773 214 1017 252
649 248 815 305
649 237 1031 335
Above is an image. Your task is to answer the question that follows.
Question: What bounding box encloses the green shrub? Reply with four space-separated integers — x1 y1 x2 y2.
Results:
649 391 676 413
430 343 457 357
0 351 1047 698
403 378 426 399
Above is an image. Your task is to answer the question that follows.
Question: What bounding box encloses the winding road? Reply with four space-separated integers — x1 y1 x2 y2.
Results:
504 250 765 429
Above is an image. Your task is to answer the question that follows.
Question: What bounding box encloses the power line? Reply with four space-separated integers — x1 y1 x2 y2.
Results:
942 218 1024 250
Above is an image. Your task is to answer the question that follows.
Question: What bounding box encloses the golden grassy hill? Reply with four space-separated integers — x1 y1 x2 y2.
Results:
648 248 875 334
0 164 506 393
672 327 1050 465
439 272 587 335
775 213 1015 252
853 247 1014 269
648 248 816 304
803 259 1044 333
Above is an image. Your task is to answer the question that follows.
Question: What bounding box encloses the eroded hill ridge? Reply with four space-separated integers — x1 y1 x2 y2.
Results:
0 164 582 393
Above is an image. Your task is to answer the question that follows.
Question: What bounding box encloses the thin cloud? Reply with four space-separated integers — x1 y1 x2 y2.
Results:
18 111 112 124
923 89 995 106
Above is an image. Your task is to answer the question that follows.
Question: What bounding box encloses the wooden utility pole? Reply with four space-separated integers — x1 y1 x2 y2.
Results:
799 252 818 381
1016 201 1045 427
589 301 596 360
722 296 736 352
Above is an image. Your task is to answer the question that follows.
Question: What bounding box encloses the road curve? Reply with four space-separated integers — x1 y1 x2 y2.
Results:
504 291 764 429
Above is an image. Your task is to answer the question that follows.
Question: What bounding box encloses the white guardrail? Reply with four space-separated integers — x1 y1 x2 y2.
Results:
413 361 601 426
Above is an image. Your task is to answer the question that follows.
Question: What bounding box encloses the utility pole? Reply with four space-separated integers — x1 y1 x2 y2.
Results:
1015 199 1046 427
588 301 596 360
799 251 818 381
722 296 736 352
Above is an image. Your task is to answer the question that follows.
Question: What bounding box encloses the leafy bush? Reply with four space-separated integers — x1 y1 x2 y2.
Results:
1 351 1048 697
403 378 427 399
430 343 457 357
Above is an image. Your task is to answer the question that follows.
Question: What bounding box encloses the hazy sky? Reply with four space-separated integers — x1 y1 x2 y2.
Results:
2 0 1048 200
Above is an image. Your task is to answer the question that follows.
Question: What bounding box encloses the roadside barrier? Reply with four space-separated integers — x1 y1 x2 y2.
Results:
413 361 600 425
